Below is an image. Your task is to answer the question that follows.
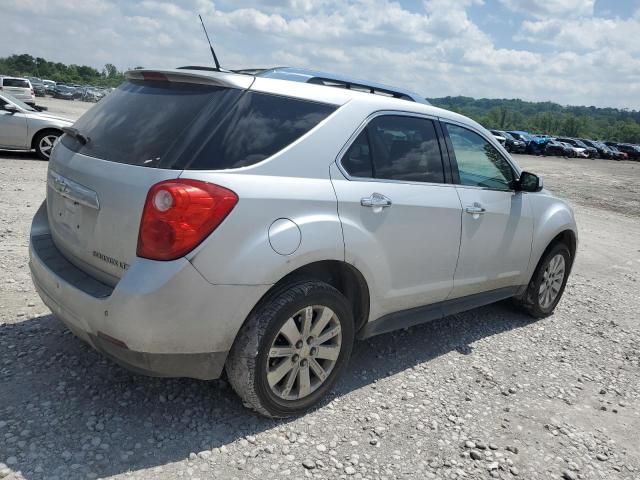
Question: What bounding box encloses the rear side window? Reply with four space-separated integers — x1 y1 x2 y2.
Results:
341 115 445 184
182 92 336 170
62 80 241 167
3 78 30 88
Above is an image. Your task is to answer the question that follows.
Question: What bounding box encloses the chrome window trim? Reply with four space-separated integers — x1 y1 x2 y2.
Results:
334 109 454 188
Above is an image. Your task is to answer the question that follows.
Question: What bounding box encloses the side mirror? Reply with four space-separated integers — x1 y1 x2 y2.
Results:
3 104 19 113
517 171 543 192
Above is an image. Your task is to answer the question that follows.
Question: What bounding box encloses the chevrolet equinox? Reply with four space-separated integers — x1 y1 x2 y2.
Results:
29 68 577 417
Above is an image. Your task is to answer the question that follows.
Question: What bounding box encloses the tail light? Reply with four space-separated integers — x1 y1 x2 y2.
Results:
31 88 35 96
137 179 238 261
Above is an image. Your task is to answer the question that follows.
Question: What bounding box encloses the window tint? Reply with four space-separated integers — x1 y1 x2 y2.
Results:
341 130 373 178
367 115 444 183
185 92 336 170
2 79 30 88
445 124 515 190
62 80 241 167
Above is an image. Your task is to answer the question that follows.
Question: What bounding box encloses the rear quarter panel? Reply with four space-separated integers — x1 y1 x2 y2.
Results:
183 172 344 285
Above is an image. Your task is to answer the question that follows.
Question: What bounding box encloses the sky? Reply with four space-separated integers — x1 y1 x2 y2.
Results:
3 0 640 108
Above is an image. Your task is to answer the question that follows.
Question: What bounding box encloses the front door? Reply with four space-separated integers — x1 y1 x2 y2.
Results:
331 114 462 317
443 122 534 298
0 99 28 149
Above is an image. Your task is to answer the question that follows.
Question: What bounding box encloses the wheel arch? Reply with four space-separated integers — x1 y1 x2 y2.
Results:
30 127 63 150
531 228 577 284
247 260 370 335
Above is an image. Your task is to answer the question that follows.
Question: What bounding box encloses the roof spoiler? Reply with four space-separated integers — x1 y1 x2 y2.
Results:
125 69 254 90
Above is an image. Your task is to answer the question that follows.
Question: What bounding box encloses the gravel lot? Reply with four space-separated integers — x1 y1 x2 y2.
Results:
1 99 639 480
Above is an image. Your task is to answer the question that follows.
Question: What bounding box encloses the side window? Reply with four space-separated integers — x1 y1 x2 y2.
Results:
342 130 373 178
341 115 445 184
187 92 337 170
445 124 515 190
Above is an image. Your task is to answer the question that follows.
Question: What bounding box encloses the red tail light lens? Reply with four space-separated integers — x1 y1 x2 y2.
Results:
137 179 238 261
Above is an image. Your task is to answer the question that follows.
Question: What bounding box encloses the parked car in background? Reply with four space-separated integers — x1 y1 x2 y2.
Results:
579 139 610 159
53 85 76 100
489 129 526 153
555 137 597 158
28 66 577 417
530 135 552 155
544 139 574 157
610 143 640 160
0 92 72 159
43 79 56 94
0 76 35 106
78 87 105 103
507 130 536 153
490 131 506 146
561 142 588 158
604 144 628 161
28 77 47 97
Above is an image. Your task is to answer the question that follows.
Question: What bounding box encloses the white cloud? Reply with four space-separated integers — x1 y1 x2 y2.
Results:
0 0 638 108
499 0 594 18
519 16 640 53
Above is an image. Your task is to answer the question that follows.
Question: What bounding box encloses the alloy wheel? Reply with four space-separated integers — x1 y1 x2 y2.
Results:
38 134 59 159
266 305 342 401
539 253 566 309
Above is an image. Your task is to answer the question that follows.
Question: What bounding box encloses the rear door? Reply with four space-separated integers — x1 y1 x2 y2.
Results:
442 122 534 298
331 113 462 316
46 75 250 285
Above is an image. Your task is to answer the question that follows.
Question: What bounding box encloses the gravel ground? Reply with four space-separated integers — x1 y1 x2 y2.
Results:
1 99 639 480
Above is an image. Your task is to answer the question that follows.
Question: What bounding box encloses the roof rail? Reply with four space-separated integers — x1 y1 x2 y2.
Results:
174 65 430 105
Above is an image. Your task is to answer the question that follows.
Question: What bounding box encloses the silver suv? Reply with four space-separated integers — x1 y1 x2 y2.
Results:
29 68 577 417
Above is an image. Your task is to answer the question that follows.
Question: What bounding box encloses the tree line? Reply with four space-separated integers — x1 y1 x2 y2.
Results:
2 53 639 143
428 96 640 143
0 53 126 88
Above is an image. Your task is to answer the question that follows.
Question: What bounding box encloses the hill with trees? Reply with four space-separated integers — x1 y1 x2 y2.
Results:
2 53 639 143
428 96 640 143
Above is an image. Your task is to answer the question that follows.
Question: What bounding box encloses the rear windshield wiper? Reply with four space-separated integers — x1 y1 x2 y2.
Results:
62 126 90 145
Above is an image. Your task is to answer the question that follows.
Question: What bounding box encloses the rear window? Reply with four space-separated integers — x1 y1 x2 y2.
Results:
62 80 242 167
62 80 336 170
2 78 30 88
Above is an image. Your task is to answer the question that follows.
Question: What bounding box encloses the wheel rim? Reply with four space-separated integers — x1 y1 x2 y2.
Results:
538 254 566 309
38 134 59 158
266 305 342 401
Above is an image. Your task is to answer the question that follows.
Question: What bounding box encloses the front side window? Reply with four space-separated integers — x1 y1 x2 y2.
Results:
341 115 445 184
445 123 515 190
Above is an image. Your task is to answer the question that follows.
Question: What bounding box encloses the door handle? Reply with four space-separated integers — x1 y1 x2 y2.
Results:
465 203 486 215
361 193 392 208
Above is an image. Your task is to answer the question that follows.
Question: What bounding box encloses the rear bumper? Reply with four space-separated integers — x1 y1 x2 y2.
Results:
29 202 270 379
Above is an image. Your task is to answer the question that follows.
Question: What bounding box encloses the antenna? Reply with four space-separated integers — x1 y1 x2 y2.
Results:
199 14 221 71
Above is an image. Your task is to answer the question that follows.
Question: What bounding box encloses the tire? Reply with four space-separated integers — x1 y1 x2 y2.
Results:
226 280 355 418
516 243 571 319
33 130 61 160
